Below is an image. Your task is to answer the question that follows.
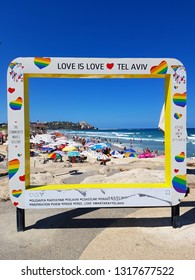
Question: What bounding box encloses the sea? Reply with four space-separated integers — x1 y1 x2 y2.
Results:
54 128 195 158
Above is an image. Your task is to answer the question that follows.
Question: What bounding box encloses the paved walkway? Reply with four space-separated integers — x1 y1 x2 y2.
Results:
0 189 194 260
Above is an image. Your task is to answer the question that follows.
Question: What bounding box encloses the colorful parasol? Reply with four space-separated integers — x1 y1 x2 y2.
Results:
47 153 62 160
67 151 81 157
62 146 77 152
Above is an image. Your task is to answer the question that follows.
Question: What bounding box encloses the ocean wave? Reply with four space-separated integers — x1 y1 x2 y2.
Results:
111 133 127 137
59 129 164 142
188 136 195 140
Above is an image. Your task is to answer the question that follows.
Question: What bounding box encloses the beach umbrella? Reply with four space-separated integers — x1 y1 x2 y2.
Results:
123 148 136 153
67 151 81 157
85 150 100 159
42 143 57 148
30 138 37 144
66 141 83 148
158 104 165 132
52 150 65 156
90 143 110 150
54 139 68 145
96 152 109 160
73 142 83 148
128 153 138 157
55 136 67 141
85 141 95 147
111 150 123 158
62 146 77 152
57 144 66 150
42 146 53 152
47 153 62 160
90 144 104 150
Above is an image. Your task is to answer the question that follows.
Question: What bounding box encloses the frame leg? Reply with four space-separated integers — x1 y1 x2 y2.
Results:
171 204 180 228
16 208 25 232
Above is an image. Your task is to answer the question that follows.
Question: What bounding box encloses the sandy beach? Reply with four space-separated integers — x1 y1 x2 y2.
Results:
1 138 195 200
1 140 195 260
0 145 165 200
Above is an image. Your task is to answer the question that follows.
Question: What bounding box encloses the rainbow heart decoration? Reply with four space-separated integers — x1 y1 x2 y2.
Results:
34 57 51 69
150 60 168 74
172 175 186 193
173 92 186 107
106 63 114 69
12 189 22 198
174 113 182 120
9 62 16 69
8 159 20 179
175 152 185 162
8 87 15 94
9 97 23 110
171 65 180 72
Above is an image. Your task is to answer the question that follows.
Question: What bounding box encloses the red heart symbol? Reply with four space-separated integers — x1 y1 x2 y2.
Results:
174 169 179 173
19 175 25 181
8 87 15 94
13 202 18 206
106 63 114 69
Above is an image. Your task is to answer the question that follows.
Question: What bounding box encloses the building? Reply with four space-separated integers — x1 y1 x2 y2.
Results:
79 121 96 130
30 122 47 134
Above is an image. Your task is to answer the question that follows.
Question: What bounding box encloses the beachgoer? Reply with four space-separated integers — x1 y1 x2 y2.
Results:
0 132 3 144
145 147 151 154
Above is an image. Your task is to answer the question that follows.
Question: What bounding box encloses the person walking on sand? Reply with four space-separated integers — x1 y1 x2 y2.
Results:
0 132 3 144
130 139 133 148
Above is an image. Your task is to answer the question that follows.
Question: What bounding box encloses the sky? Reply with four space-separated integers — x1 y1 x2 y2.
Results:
1 0 195 129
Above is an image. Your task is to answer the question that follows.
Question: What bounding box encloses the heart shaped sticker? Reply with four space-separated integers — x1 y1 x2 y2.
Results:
150 60 168 74
34 57 51 69
12 189 22 198
173 92 186 107
19 175 25 181
8 87 15 94
172 175 186 193
174 113 182 120
8 159 20 179
106 63 114 70
175 152 185 162
9 97 23 110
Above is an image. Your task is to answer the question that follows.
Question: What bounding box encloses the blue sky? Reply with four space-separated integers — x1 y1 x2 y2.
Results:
1 0 195 128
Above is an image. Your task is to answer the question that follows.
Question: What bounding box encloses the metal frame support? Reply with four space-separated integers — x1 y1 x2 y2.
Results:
16 208 25 232
171 204 180 228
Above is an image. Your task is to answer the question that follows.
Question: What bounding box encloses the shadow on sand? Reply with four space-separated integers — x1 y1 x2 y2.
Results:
25 200 195 231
